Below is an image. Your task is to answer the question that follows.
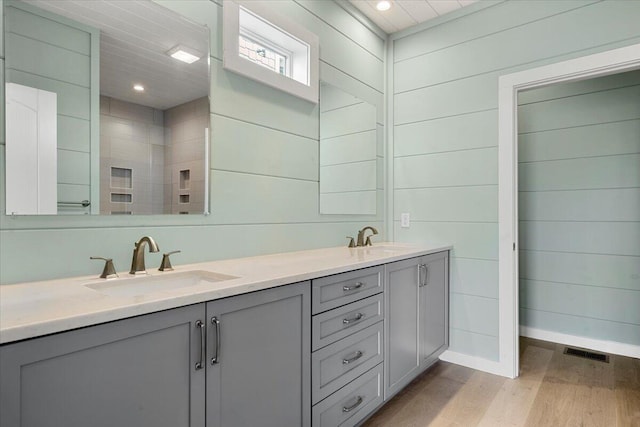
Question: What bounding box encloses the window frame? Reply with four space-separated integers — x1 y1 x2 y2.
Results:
222 0 319 103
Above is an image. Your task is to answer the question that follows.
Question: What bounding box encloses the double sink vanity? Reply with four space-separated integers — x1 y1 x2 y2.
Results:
0 242 450 427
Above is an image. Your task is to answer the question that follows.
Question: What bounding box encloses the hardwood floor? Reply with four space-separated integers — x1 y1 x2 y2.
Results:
363 338 640 427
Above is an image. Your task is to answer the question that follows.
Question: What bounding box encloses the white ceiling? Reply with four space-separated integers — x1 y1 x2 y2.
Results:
349 0 478 34
23 0 209 110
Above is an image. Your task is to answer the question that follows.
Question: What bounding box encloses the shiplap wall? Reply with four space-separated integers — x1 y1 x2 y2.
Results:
518 70 640 347
391 0 640 361
4 2 96 214
319 82 379 214
0 0 385 284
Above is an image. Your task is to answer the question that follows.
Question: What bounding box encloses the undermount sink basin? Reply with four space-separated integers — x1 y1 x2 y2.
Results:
84 270 238 298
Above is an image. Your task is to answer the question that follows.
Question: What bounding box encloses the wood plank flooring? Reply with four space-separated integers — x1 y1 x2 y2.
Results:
363 338 640 427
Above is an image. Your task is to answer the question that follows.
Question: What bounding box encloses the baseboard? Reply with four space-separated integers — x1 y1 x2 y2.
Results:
520 326 640 359
439 350 511 377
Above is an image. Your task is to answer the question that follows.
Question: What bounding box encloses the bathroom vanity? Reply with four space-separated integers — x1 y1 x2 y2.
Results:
0 244 449 427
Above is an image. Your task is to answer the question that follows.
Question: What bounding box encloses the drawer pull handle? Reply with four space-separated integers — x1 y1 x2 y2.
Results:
342 396 364 413
342 350 363 365
418 263 428 287
195 320 205 370
343 313 364 325
343 282 364 292
211 316 220 365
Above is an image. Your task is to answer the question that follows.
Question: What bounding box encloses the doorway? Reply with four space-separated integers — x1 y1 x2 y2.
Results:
497 43 640 378
517 70 640 359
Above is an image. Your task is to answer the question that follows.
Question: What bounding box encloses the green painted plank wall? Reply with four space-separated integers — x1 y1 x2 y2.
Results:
0 0 4 148
0 0 385 284
319 82 378 214
391 0 640 361
518 70 640 347
3 2 95 210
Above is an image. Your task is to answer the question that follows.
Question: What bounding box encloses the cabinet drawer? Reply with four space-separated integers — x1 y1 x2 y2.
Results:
312 363 383 427
312 322 383 404
312 266 383 314
312 294 383 351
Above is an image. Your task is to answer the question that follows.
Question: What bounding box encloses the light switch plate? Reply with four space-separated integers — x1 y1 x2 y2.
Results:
400 213 410 228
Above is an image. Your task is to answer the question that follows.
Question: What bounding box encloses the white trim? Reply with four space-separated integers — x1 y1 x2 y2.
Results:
439 350 508 377
222 0 319 103
498 43 640 379
520 326 640 360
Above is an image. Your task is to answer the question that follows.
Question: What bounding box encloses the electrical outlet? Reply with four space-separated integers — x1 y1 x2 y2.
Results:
400 213 410 228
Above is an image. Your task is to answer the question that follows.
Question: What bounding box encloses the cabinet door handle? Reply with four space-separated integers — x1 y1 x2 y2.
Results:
342 396 363 413
343 282 364 292
418 264 428 287
342 350 363 365
195 320 205 370
211 316 220 365
343 313 364 325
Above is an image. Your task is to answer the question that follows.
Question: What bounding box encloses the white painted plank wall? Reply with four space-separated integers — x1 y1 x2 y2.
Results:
391 0 640 361
0 0 385 284
518 70 640 348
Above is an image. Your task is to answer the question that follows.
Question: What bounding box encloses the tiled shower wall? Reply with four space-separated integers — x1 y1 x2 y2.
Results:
164 97 208 215
100 96 208 215
100 96 165 215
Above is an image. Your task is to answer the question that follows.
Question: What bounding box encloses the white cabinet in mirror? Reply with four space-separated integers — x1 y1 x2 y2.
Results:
3 0 211 216
222 0 319 103
319 82 378 215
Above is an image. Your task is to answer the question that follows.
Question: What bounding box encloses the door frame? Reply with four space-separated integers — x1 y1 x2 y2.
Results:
497 43 640 378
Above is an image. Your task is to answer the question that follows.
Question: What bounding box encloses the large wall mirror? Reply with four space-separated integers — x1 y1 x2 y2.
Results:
3 0 210 216
319 82 377 215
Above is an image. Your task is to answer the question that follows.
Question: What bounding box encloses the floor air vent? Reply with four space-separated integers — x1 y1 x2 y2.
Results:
563 347 609 363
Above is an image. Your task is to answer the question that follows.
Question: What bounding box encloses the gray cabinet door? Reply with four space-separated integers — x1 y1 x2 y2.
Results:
0 304 206 427
384 256 421 399
206 282 311 427
420 252 449 367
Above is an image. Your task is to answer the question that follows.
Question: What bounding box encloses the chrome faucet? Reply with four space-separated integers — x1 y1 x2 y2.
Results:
129 236 160 275
356 226 378 247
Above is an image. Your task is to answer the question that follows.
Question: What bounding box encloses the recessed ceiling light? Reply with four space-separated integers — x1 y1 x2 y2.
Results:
167 45 201 64
376 1 391 11
133 84 145 92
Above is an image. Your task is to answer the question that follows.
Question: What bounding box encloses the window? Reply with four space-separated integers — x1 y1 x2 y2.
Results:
238 34 289 77
223 0 319 103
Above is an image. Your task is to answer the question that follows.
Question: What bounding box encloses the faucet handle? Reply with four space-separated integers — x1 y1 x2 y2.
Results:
365 236 373 246
346 237 356 248
159 250 181 272
90 256 118 279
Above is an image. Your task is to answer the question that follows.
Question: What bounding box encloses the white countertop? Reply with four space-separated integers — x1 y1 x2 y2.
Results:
0 243 450 344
